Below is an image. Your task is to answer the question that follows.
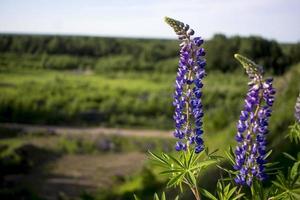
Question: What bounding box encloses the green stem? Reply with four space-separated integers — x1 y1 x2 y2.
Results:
250 184 255 200
190 186 201 200
236 185 243 199
184 180 201 200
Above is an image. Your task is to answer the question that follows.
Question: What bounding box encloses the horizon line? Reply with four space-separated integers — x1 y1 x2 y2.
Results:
0 31 298 44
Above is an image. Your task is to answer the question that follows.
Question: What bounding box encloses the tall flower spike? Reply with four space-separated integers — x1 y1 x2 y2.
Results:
295 92 300 123
233 54 276 186
165 17 206 153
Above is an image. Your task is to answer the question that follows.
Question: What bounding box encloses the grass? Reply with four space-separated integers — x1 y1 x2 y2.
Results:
0 59 299 199
1 63 299 152
0 67 249 131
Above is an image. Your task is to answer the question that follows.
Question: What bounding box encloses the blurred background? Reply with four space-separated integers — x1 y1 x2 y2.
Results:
0 0 299 199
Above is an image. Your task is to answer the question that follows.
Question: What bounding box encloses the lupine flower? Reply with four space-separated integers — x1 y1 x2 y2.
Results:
295 92 300 123
165 17 206 153
233 54 276 186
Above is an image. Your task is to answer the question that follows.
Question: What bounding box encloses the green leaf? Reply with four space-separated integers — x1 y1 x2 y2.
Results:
187 150 195 167
161 192 166 200
217 165 237 175
154 193 159 200
133 194 140 200
286 122 300 144
162 153 170 160
191 151 205 166
168 154 184 168
187 171 197 186
264 149 273 159
283 152 297 161
160 168 183 175
167 172 185 187
209 148 219 156
200 188 218 200
225 147 235 165
149 151 170 166
291 161 300 180
223 183 230 196
227 186 237 198
190 160 217 171
232 193 245 200
272 181 287 190
272 169 300 200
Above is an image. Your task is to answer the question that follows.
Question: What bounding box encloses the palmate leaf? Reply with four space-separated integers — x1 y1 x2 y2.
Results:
149 149 218 189
271 161 300 200
167 171 185 187
168 154 185 168
286 122 300 144
200 180 244 200
190 160 218 171
149 151 171 167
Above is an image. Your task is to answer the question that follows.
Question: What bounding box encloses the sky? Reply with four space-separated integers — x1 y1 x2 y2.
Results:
0 0 299 43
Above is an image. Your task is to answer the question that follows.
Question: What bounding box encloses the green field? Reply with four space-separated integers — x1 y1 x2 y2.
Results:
0 34 300 199
0 65 299 134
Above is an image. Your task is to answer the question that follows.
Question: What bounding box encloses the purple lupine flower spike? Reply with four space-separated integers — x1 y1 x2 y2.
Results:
233 54 276 186
165 17 206 153
295 92 300 123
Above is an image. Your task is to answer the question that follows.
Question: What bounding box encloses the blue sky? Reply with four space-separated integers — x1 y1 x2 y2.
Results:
0 0 299 42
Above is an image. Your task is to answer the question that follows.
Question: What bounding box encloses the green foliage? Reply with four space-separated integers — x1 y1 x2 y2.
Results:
247 179 279 200
286 122 300 144
271 160 300 199
149 149 218 190
0 63 299 152
0 34 298 74
204 34 294 74
134 192 179 200
56 137 96 154
43 55 80 70
200 180 244 200
0 33 300 200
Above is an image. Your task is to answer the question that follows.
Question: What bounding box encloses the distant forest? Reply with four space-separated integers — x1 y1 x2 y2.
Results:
0 33 299 74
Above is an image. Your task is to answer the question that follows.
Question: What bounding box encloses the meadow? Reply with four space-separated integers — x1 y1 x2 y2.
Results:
0 34 299 199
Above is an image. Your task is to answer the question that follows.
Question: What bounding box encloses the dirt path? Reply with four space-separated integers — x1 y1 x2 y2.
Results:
0 123 172 138
39 152 147 200
0 123 161 199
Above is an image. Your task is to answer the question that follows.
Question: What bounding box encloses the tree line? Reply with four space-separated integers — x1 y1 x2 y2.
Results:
0 33 299 74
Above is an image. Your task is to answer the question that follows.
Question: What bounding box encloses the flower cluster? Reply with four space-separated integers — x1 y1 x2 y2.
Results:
234 55 276 186
165 17 206 153
295 92 300 123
